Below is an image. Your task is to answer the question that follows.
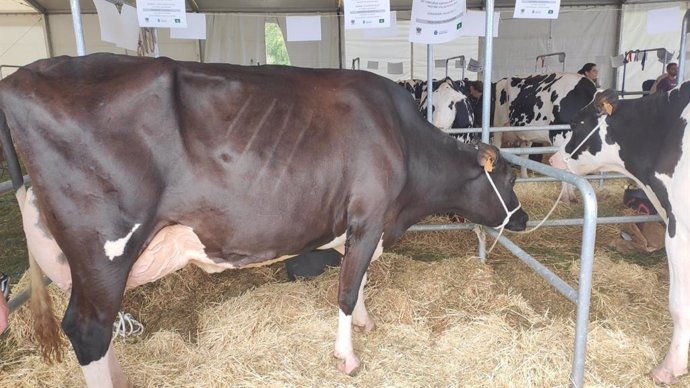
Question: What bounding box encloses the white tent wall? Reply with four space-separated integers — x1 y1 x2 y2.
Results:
275 14 340 69
46 14 199 60
0 14 48 77
345 15 478 82
485 6 618 88
204 14 266 65
618 1 689 95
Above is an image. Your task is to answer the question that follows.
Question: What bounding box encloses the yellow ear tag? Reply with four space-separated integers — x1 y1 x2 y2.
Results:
484 157 494 173
603 101 613 115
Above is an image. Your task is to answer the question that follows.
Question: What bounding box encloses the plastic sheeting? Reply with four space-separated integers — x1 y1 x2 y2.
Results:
204 14 266 65
486 6 618 89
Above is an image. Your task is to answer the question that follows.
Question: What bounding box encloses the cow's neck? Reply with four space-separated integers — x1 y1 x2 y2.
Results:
398 136 477 226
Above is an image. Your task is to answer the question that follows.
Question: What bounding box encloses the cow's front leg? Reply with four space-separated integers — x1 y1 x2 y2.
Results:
61 222 150 388
651 226 690 385
334 223 383 375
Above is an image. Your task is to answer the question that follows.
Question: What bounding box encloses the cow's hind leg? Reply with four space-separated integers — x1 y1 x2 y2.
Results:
351 236 384 332
651 225 690 385
334 215 384 375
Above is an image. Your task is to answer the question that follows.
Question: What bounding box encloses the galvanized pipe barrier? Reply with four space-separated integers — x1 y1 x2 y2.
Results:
446 124 571 134
414 152 597 388
0 176 29 195
680 9 690 84
517 173 627 183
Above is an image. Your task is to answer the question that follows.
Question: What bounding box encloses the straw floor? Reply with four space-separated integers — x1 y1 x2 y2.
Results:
0 180 679 387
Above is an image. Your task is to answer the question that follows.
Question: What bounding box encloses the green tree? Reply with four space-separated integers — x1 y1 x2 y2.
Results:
265 23 290 65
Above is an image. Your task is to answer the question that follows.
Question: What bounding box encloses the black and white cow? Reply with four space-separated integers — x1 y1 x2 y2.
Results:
493 73 597 201
397 77 475 140
550 86 690 385
492 73 597 149
0 54 527 387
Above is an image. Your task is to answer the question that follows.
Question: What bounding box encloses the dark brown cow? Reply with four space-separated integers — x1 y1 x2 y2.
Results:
0 53 527 387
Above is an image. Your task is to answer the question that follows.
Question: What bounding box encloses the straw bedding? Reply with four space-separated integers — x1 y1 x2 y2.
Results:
0 181 678 387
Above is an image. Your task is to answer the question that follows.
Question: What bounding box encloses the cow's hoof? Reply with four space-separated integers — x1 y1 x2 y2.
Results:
649 364 687 385
353 319 376 333
336 355 361 376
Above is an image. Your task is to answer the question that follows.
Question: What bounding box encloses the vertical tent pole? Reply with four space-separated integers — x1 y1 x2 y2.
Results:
154 29 161 58
679 9 690 83
426 44 433 123
69 0 86 56
477 0 495 265
481 1 494 144
411 43 415 79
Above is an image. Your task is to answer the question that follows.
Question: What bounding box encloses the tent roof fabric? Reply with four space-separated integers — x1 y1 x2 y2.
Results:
0 0 676 15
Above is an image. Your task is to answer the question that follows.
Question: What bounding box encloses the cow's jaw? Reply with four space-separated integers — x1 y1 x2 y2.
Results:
550 121 623 176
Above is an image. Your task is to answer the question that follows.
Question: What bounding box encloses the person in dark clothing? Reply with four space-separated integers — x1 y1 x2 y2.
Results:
467 80 483 127
651 62 678 94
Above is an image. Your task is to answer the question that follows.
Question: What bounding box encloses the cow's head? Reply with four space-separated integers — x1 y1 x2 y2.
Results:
549 89 622 175
460 142 528 231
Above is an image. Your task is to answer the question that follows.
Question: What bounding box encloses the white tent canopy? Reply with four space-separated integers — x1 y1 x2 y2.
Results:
1 0 689 93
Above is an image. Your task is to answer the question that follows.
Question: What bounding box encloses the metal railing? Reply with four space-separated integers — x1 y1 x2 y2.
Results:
535 52 566 73
412 152 598 387
619 48 671 96
444 55 465 79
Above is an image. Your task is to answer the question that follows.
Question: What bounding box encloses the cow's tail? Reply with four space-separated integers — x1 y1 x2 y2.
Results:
0 109 64 364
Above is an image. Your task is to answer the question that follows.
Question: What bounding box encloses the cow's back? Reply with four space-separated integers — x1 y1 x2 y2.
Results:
0 54 418 264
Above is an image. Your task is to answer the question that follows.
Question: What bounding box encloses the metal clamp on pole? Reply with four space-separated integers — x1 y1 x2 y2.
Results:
535 52 566 73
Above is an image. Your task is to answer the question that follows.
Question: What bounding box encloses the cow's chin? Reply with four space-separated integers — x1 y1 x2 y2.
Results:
505 208 528 231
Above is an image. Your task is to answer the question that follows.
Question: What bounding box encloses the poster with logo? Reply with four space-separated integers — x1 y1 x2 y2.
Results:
513 0 560 19
409 0 466 44
137 0 187 28
344 0 390 29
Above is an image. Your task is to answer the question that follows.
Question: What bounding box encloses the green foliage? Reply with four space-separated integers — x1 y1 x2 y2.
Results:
265 22 290 66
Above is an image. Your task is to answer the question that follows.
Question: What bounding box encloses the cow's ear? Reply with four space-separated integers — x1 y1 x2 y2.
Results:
594 89 619 116
477 143 498 173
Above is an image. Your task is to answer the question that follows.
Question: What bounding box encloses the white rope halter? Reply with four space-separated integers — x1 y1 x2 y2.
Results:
563 116 607 162
483 168 522 254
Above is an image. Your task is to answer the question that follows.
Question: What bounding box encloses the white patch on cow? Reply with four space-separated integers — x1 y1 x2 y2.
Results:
81 343 127 388
334 309 360 374
19 188 72 290
104 224 141 261
564 120 624 176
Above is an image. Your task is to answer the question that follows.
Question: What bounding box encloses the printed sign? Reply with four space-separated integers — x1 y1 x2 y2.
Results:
137 0 187 28
170 13 206 39
409 0 467 44
513 0 560 19
286 16 322 42
344 0 391 29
